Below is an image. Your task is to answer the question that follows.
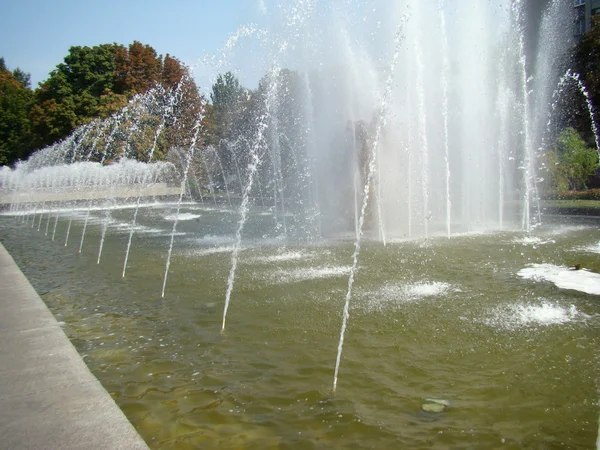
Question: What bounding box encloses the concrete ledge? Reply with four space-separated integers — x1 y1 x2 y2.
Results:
0 243 148 449
0 183 180 204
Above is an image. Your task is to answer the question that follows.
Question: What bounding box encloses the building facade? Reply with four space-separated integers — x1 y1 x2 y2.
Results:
574 0 600 35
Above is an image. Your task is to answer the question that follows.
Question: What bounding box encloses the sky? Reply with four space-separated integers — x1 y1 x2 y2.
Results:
0 0 267 91
1 0 557 94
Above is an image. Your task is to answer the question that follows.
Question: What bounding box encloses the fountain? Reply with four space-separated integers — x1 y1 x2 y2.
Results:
2 0 600 447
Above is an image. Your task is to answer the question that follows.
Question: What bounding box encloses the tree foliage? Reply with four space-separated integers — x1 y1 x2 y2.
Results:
544 127 599 191
27 41 201 153
208 72 247 145
0 41 206 167
31 43 125 146
115 41 162 95
0 59 35 164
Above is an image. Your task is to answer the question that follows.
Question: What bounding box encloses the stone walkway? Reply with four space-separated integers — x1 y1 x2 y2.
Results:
0 242 148 449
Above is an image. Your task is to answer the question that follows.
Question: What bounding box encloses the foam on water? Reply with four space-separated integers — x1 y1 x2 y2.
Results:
158 231 186 237
446 230 496 238
184 206 222 212
513 236 556 246
194 234 236 245
547 225 590 236
385 230 496 245
577 241 600 254
251 251 316 263
111 223 164 234
81 216 115 226
518 264 600 295
64 215 164 234
181 245 236 257
403 282 453 299
359 281 453 313
164 213 201 221
268 266 351 284
484 299 588 330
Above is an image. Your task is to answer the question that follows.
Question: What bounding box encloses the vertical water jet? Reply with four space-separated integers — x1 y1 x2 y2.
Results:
333 16 407 392
161 113 204 297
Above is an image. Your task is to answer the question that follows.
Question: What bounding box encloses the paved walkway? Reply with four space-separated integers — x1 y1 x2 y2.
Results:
0 242 148 449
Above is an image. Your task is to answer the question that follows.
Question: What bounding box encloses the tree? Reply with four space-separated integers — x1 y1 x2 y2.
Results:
0 60 35 165
12 68 31 89
32 43 124 145
544 127 599 191
162 54 185 89
114 41 162 95
208 72 246 145
203 72 251 188
163 71 206 152
30 41 200 153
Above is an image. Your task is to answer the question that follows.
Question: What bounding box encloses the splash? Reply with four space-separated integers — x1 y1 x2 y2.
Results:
485 299 586 329
518 264 600 295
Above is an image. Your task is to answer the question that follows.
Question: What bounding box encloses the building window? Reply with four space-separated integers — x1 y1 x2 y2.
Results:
575 17 586 34
574 0 586 6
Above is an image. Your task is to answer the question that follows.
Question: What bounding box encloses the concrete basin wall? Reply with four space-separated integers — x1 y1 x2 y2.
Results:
0 183 180 204
0 243 149 449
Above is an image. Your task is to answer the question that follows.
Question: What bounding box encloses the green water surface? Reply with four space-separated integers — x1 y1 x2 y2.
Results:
2 205 600 449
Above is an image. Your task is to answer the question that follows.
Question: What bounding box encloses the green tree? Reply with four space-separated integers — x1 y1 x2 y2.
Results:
12 67 31 88
30 41 200 153
32 43 124 145
208 72 246 144
0 59 35 165
204 72 250 187
545 127 599 191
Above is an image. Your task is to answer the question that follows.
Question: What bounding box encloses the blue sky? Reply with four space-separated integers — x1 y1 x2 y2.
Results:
0 0 267 91
0 1 525 96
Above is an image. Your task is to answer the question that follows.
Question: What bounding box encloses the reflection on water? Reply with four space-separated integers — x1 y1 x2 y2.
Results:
2 205 600 449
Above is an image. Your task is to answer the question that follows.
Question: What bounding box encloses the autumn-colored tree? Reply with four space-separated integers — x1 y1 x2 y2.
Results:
28 41 202 158
164 75 206 151
162 54 185 89
114 41 162 95
0 58 35 164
